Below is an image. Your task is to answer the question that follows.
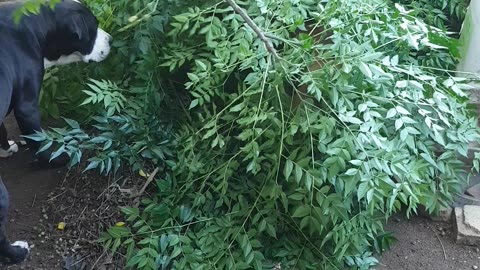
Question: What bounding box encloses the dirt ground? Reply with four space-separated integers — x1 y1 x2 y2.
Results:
0 113 479 270
377 214 480 270
0 114 65 269
0 115 124 270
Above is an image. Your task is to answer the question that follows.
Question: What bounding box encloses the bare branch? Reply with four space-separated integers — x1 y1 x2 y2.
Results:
224 0 280 59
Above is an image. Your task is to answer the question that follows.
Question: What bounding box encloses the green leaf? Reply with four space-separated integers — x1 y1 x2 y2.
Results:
189 99 199 109
395 80 408 88
345 168 358 176
107 226 130 238
230 103 244 112
344 116 363 125
292 205 310 218
37 141 53 154
359 62 372 78
283 160 293 180
395 119 403 130
420 153 437 168
49 144 65 162
171 246 182 258
395 106 410 115
63 118 80 129
386 108 397 118
294 165 303 183
357 182 369 200
195 59 207 70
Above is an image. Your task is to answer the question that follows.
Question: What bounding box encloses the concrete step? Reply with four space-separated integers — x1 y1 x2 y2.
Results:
454 205 480 246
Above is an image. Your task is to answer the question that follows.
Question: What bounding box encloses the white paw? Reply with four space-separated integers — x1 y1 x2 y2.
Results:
12 241 29 252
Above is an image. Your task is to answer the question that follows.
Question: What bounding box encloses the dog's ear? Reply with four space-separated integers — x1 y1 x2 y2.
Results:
68 15 88 40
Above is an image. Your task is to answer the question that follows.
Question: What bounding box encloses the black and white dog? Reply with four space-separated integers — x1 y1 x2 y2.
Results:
0 0 111 264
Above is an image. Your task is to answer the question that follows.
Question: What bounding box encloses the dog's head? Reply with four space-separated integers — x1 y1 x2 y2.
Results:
44 0 111 67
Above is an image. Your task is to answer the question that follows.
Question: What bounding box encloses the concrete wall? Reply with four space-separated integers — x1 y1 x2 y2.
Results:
458 1 480 76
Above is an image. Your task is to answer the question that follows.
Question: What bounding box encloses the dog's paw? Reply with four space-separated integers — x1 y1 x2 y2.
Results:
12 241 29 252
8 241 29 264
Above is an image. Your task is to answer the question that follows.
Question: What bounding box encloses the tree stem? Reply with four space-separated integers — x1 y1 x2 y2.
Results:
224 0 280 59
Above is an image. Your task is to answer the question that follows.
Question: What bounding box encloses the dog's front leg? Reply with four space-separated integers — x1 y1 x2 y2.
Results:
13 70 68 167
0 178 29 264
14 98 68 166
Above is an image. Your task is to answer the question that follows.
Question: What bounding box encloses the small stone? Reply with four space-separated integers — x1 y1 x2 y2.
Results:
430 206 453 222
473 265 478 270
467 183 480 198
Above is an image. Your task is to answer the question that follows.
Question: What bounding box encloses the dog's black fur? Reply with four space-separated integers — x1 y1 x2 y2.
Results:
0 0 111 264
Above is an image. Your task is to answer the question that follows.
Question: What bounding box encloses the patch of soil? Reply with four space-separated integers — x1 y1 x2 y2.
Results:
0 114 66 270
377 214 480 270
42 168 130 270
0 115 130 270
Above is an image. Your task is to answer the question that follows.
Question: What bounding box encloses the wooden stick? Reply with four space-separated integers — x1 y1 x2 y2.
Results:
138 167 160 196
224 0 280 59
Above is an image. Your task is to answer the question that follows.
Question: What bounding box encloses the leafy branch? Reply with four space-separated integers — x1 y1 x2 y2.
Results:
224 0 280 59
35 0 475 269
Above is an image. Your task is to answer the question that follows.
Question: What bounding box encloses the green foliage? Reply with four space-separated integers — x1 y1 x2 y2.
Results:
12 0 61 23
80 79 127 116
399 0 468 30
29 0 479 269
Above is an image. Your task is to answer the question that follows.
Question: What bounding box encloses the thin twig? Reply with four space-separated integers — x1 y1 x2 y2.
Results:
90 250 107 270
265 32 302 46
428 224 447 260
78 206 88 220
96 179 123 200
71 254 93 268
138 167 160 196
224 0 280 59
47 190 66 202
31 193 37 207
